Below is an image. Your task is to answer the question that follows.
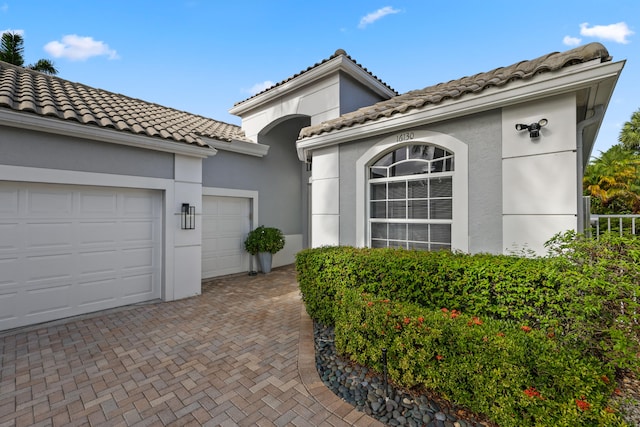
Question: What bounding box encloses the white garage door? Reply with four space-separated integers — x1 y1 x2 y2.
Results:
0 182 162 331
202 196 251 279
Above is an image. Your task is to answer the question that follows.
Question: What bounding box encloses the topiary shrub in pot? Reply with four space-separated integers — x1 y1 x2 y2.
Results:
244 226 285 273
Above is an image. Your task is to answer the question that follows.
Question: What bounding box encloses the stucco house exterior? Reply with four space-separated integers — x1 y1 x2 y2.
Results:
0 42 624 330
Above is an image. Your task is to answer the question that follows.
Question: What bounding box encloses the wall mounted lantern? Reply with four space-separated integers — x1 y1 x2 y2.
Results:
181 203 195 230
515 118 548 139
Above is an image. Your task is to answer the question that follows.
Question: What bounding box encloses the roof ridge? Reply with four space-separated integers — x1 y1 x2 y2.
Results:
233 49 398 107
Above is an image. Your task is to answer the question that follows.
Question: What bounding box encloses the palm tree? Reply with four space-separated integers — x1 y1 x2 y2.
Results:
0 31 58 75
619 109 640 152
583 144 640 214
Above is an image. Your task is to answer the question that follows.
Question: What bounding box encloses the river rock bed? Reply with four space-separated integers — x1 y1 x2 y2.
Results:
313 323 490 427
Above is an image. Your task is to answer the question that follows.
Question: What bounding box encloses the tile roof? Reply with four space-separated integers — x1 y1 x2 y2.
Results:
0 61 249 147
233 49 398 107
299 42 612 139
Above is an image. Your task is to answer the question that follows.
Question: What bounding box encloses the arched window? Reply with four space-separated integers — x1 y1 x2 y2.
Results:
368 144 454 250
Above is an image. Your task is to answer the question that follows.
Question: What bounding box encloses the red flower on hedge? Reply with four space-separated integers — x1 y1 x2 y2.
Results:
450 310 460 319
403 317 411 325
523 387 542 399
601 375 610 384
497 332 505 337
417 316 424 324
467 316 482 326
436 355 444 361
575 397 591 411
367 301 374 307
521 325 532 333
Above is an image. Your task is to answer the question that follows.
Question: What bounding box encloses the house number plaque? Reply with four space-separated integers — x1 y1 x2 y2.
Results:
396 132 414 142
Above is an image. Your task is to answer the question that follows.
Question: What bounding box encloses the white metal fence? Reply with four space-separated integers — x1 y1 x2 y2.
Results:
589 214 640 237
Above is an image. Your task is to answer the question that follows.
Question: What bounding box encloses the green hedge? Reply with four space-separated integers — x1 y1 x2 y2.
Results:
335 289 621 426
295 233 640 426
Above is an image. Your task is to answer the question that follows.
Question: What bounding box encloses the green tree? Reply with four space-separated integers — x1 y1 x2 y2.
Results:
0 31 58 75
583 144 640 213
619 109 640 152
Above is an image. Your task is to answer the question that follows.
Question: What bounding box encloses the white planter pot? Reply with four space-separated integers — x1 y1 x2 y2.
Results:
258 252 272 273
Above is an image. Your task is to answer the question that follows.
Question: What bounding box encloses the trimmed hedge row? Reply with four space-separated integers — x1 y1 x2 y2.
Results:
296 233 640 426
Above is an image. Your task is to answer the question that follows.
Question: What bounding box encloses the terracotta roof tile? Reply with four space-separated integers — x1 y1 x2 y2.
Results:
299 43 611 139
233 49 398 107
0 60 250 147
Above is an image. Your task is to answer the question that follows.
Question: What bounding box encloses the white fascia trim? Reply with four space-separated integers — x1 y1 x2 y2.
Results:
0 163 174 189
0 109 216 159
229 55 397 116
202 137 269 157
296 59 625 161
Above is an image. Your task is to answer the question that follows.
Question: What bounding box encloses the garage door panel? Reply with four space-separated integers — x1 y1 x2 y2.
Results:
25 283 72 316
122 220 155 243
0 188 18 213
78 250 118 275
27 222 74 249
122 247 154 270
79 192 117 215
78 222 118 245
0 293 17 321
122 273 154 297
0 258 19 286
78 279 118 307
0 223 20 251
0 182 162 330
123 194 156 216
219 218 245 234
27 189 73 216
26 253 74 282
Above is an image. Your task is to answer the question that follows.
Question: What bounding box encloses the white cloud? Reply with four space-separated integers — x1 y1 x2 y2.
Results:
1 4 9 12
44 35 119 61
579 22 634 44
563 35 582 46
244 80 275 95
358 6 400 29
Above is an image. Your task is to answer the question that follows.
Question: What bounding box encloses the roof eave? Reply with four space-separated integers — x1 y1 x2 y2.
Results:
296 58 625 161
0 109 216 159
229 55 397 117
202 136 270 158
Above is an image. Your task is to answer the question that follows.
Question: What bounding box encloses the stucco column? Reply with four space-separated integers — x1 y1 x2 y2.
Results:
311 146 340 247
173 155 203 298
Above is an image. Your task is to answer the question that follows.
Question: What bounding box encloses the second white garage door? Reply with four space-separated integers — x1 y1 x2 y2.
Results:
202 196 251 279
0 182 162 331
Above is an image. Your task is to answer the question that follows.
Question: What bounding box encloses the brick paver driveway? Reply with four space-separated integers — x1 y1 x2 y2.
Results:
0 265 382 427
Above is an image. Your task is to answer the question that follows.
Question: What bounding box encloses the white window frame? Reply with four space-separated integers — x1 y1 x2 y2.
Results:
355 130 468 252
368 147 454 250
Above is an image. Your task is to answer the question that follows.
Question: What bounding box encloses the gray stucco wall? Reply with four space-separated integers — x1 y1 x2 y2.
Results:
0 126 174 179
337 109 503 254
202 116 309 237
339 73 389 115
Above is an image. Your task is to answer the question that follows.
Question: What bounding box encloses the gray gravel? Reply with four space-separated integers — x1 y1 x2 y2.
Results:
314 323 488 427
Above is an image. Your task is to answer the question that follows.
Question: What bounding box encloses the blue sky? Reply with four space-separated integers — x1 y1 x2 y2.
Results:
1 1 637 157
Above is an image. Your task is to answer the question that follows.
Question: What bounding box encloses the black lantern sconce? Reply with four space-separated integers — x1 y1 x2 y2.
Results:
515 118 548 139
181 203 195 230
